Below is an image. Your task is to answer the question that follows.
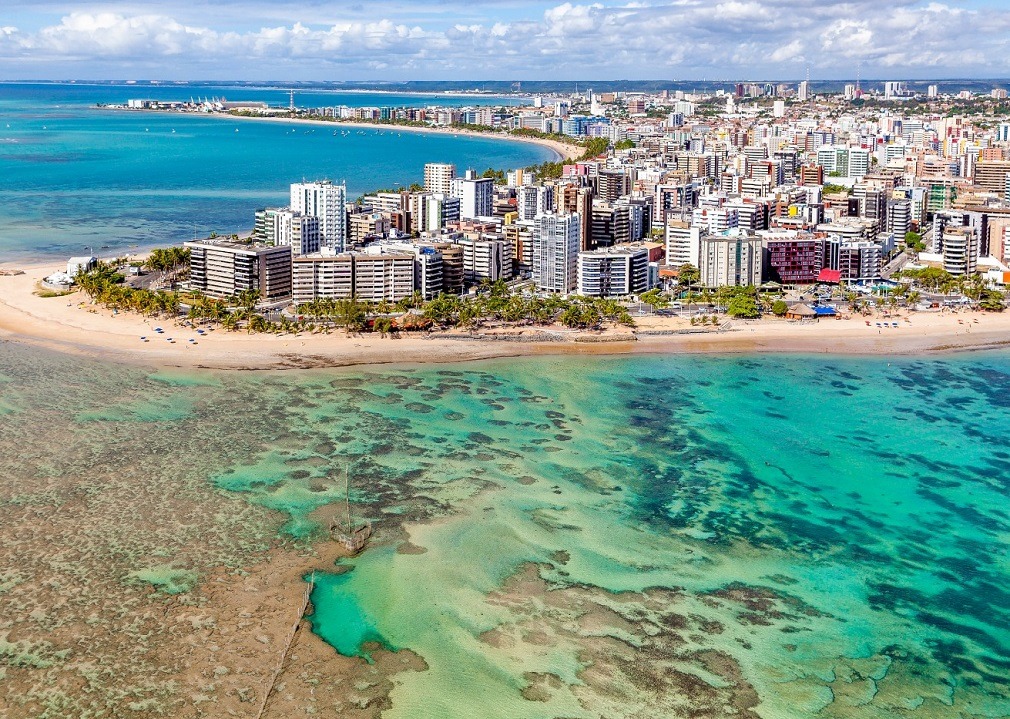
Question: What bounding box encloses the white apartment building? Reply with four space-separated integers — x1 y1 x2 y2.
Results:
699 229 763 287
532 213 581 293
291 252 414 304
290 181 347 253
942 227 979 276
518 185 554 221
414 194 461 234
457 237 513 284
186 239 292 300
665 221 703 267
452 172 494 220
577 244 650 297
692 207 739 234
264 210 320 257
424 163 457 195
292 254 353 305
353 254 415 302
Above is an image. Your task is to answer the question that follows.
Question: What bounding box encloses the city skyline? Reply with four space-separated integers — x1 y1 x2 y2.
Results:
3 1 1010 81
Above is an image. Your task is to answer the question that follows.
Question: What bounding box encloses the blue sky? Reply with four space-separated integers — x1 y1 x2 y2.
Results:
2 1 1009 81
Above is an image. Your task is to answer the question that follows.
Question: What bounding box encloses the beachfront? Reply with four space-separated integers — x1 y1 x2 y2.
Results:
3 259 1008 370
128 108 585 163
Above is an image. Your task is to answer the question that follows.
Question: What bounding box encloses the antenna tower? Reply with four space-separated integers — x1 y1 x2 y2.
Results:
289 89 295 111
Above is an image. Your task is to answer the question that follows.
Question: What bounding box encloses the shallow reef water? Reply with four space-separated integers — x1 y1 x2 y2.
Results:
2 342 1009 718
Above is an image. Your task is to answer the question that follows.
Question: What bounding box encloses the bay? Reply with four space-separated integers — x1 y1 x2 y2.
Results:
0 83 552 262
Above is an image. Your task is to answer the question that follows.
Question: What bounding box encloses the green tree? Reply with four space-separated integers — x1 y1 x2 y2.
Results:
335 297 367 333
771 299 788 316
727 295 760 318
373 317 395 336
980 288 1006 312
639 288 669 311
677 264 700 287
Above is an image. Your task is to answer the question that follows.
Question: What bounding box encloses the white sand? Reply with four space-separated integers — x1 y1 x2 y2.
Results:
2 259 1008 370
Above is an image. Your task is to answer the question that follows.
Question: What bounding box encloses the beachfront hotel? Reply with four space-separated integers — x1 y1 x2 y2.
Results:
292 252 415 304
577 244 650 297
186 239 293 300
699 229 764 288
532 213 581 293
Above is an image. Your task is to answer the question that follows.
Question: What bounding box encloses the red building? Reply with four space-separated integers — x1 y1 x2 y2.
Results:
765 237 824 284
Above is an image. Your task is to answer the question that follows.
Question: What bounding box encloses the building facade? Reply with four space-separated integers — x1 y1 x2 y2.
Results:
699 230 763 287
290 181 347 253
424 163 457 195
186 240 292 300
532 213 581 293
577 244 650 297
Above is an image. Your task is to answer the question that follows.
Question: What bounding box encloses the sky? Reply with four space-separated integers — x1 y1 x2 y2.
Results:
1 1 1009 81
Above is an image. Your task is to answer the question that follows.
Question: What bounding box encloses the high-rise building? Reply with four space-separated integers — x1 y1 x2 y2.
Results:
838 242 883 281
799 164 824 187
559 184 594 250
886 200 912 237
186 239 292 300
291 254 354 305
692 206 739 234
853 185 887 232
577 244 650 297
518 185 554 221
941 227 979 276
290 181 347 253
434 242 465 294
532 213 581 293
764 236 823 284
974 161 1010 193
414 194 461 234
699 229 763 287
352 254 415 302
452 172 494 220
596 169 631 202
424 163 457 195
457 237 513 284
665 221 703 268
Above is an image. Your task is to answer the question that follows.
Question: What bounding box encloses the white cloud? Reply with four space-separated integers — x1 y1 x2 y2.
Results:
2 1 1010 79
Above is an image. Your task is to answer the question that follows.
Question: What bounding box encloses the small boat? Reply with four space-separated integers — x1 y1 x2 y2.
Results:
330 466 372 554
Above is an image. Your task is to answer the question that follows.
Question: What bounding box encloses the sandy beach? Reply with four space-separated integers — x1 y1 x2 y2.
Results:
3 259 1009 371
129 108 584 162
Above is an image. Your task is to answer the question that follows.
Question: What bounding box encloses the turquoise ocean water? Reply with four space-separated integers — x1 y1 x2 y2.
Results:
2 343 1009 717
0 83 550 262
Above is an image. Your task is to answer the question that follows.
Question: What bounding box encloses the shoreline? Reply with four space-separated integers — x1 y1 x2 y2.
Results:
105 106 582 162
3 259 1009 371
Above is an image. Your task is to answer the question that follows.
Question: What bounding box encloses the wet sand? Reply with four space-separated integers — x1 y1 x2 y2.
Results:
2 260 1008 371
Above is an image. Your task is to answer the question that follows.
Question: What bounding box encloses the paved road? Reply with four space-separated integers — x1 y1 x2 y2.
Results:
881 252 911 280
